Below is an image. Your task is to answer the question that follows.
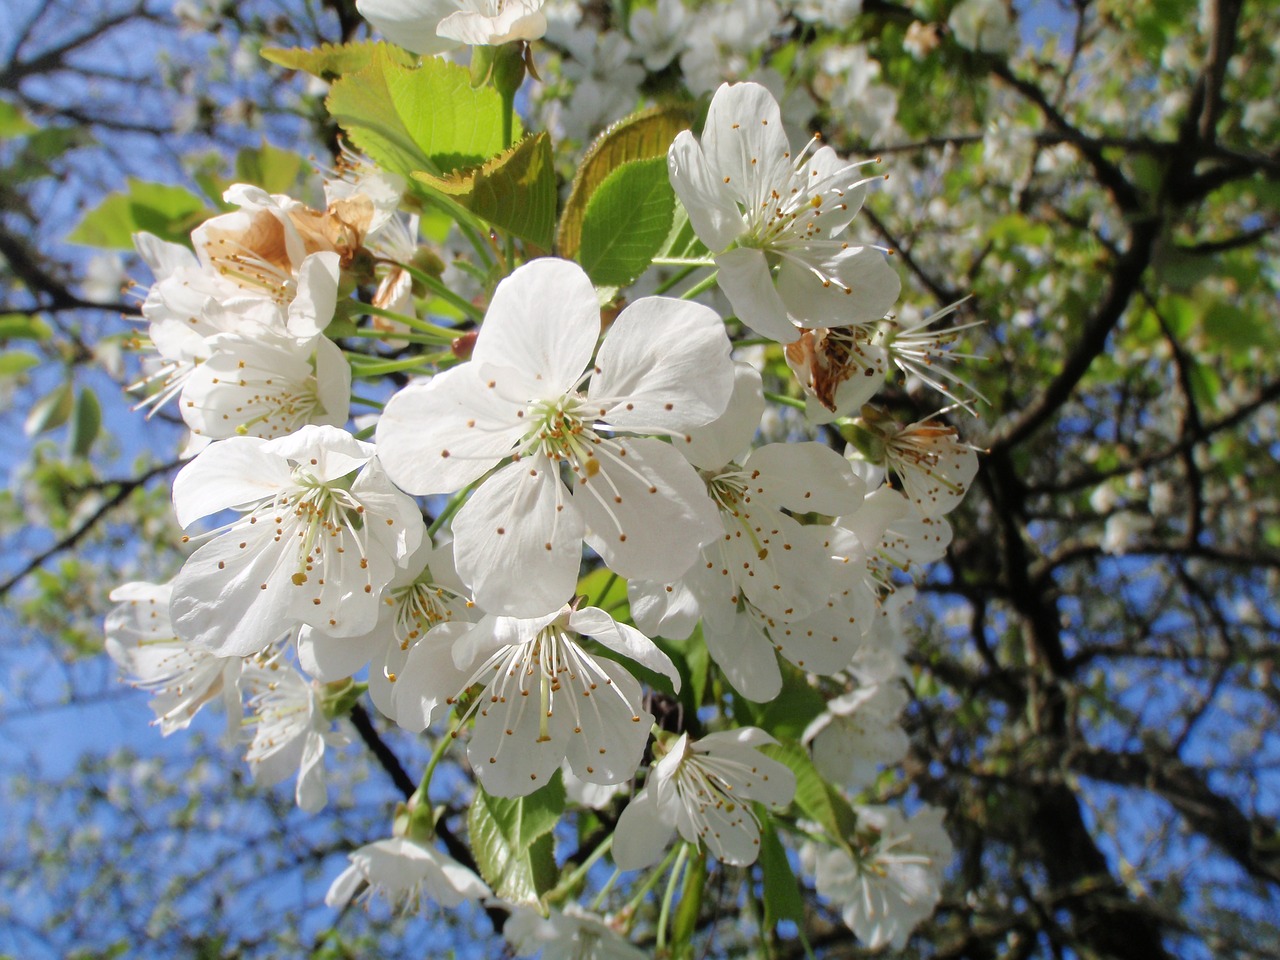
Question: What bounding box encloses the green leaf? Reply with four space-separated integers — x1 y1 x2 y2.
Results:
262 40 416 81
746 661 826 741
414 133 557 249
578 157 675 287
0 350 40 377
1203 301 1272 349
68 388 101 458
326 49 507 179
558 103 697 259
0 313 53 341
24 382 74 437
0 99 37 139
68 178 210 249
758 816 805 929
234 142 305 196
761 739 859 843
467 773 565 906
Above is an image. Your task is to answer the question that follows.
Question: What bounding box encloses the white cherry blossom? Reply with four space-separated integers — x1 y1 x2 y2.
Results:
325 836 489 912
357 0 547 53
376 257 731 617
806 805 952 951
241 653 347 812
802 681 909 793
668 81 901 343
298 538 474 719
179 327 351 441
613 727 796 868
505 905 646 960
170 425 424 657
104 580 243 736
393 602 679 797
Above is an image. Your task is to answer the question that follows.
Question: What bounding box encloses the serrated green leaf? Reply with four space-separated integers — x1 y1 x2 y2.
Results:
758 816 805 929
234 142 304 196
559 103 697 259
414 133 556 249
68 388 101 458
0 350 40 377
761 739 858 843
68 178 210 249
579 157 675 286
467 774 565 906
326 49 507 180
24 382 74 437
262 40 416 80
0 314 53 341
0 99 37 139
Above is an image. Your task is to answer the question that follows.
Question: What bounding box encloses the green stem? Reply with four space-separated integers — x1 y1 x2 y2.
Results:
350 394 384 410
621 843 684 933
764 390 807 411
349 354 446 378
358 304 459 343
589 867 621 912
418 711 459 800
652 257 716 267
653 264 698 296
656 843 690 951
681 272 719 300
547 834 614 905
398 262 484 322
427 485 472 539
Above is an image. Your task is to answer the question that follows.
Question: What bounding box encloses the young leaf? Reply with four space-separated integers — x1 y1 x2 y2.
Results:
558 103 698 259
0 99 37 139
69 388 102 458
68 179 210 249
578 157 675 287
326 49 507 179
467 773 565 906
0 350 40 377
262 40 416 81
414 133 556 249
24 382 74 437
234 142 305 196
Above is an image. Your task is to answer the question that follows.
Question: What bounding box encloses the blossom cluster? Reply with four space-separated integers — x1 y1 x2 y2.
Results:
103 8 985 954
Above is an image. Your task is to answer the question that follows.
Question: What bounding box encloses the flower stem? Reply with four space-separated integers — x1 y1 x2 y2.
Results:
764 390 807 411
656 843 690 951
621 843 683 933
547 833 614 905
398 262 485 322
681 272 719 300
427 485 472 539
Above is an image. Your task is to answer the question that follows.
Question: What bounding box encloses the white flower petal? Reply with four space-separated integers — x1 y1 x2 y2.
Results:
453 459 584 617
570 606 680 691
701 82 792 206
714 247 798 343
377 366 528 495
171 436 290 529
589 297 733 433
667 130 743 253
682 361 765 470
743 441 866 516
578 438 719 584
613 788 674 870
356 0 464 54
471 258 600 398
